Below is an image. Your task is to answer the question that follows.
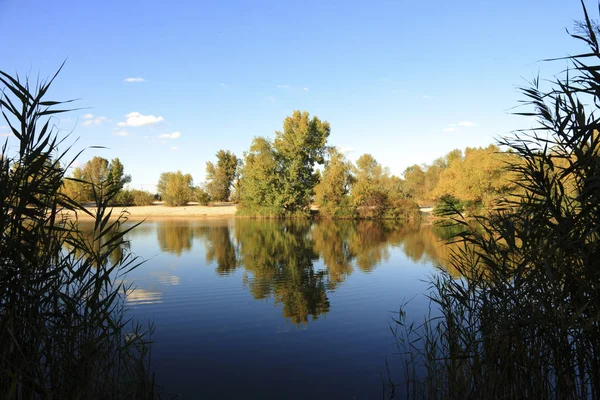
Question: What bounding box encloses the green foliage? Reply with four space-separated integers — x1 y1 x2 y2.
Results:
393 5 600 398
110 189 155 206
192 186 210 205
238 111 330 216
0 69 153 398
314 147 355 218
352 154 388 218
131 189 156 206
349 154 419 219
238 136 284 216
112 187 134 205
205 149 239 201
274 110 330 212
63 156 131 205
157 170 193 206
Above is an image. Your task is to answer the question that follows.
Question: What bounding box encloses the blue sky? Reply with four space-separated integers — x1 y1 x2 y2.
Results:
0 0 589 192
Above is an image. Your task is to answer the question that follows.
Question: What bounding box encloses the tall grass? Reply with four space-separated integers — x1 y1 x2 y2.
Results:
0 68 155 398
390 3 600 399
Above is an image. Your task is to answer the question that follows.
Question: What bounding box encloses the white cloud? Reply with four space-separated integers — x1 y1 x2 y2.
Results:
170 146 178 151
113 130 129 137
422 95 433 100
264 96 276 103
219 83 228 88
443 127 458 132
457 121 476 127
118 112 164 127
159 131 181 139
124 77 147 83
303 87 309 91
277 84 290 89
82 116 107 126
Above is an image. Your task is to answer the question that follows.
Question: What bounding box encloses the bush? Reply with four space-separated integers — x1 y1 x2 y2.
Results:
131 189 155 206
110 188 134 206
0 69 154 398
381 198 420 220
193 186 210 205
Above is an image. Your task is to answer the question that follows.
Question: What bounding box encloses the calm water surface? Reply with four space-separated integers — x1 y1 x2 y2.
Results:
114 219 455 399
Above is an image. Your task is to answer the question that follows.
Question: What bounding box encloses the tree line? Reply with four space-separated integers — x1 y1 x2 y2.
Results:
64 112 520 218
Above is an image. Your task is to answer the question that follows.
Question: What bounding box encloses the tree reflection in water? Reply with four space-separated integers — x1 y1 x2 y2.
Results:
141 219 458 325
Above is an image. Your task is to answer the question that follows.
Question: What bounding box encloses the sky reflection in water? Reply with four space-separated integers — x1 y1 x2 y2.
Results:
87 218 457 399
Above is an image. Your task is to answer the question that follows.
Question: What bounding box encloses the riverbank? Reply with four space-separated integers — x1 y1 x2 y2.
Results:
61 203 237 221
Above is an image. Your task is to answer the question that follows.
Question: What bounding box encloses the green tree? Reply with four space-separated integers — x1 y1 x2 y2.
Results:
64 156 131 204
238 136 282 215
402 164 427 203
314 147 355 217
274 110 330 213
157 171 193 206
205 150 239 202
351 154 387 218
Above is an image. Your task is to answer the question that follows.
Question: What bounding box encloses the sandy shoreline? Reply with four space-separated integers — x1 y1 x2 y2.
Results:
60 203 238 221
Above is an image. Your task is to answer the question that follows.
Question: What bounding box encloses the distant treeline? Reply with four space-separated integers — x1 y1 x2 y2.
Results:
64 111 521 218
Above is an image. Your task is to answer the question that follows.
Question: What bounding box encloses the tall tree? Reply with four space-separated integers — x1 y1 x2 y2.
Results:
238 137 280 213
238 110 330 215
273 110 330 213
205 150 239 202
64 156 131 203
351 153 387 215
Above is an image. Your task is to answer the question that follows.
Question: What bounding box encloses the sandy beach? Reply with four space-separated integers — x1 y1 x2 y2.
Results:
60 203 238 221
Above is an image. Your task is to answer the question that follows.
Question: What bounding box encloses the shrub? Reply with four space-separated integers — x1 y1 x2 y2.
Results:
131 189 155 206
110 188 135 206
193 186 210 205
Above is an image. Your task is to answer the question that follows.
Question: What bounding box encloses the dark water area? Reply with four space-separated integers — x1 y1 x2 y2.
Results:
105 218 456 399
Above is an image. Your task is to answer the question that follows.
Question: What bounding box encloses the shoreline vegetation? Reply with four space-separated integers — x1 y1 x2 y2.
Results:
64 111 516 220
388 4 600 398
0 69 155 398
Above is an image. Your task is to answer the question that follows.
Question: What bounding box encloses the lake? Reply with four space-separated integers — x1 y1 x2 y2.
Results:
113 218 455 399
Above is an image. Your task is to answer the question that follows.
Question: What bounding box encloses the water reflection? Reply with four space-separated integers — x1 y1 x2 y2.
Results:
84 219 459 324
198 225 238 275
156 220 196 255
235 220 329 325
203 219 457 325
126 287 162 305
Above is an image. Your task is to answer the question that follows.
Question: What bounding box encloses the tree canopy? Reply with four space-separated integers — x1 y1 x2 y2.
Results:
205 150 239 202
63 156 131 204
238 110 330 216
157 171 194 206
